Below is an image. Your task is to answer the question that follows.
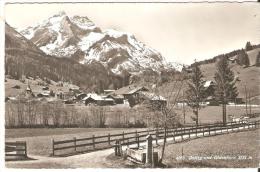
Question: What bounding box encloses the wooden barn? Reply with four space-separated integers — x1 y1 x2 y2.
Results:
83 94 115 106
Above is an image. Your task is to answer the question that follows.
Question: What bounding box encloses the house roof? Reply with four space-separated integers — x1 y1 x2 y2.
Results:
139 91 166 101
107 94 124 99
111 84 149 95
83 93 114 101
204 80 214 88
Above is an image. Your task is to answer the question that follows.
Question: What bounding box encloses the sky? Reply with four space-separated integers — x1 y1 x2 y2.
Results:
4 2 260 65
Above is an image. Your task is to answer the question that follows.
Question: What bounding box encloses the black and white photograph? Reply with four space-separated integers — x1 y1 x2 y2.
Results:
1 0 260 170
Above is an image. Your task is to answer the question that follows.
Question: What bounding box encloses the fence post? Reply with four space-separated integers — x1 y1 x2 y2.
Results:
137 134 140 148
127 138 129 147
24 142 27 158
173 130 176 142
146 135 153 166
195 127 198 137
209 127 211 136
92 135 95 150
189 128 191 139
202 127 204 137
108 133 110 146
181 128 184 141
74 137 77 152
165 129 167 143
155 129 158 145
227 125 229 133
52 139 55 156
122 132 125 143
114 140 119 156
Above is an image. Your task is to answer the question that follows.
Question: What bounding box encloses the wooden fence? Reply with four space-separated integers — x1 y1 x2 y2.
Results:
52 121 260 156
5 141 27 160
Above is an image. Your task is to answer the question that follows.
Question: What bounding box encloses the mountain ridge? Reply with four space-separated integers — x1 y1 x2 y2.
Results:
19 11 175 75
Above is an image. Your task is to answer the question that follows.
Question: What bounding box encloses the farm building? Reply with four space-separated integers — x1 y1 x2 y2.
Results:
204 80 215 97
75 93 87 101
139 91 167 104
139 91 167 109
109 85 150 106
37 90 51 97
106 94 124 104
83 93 115 106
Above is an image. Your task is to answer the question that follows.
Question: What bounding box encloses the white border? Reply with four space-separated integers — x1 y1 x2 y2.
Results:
0 0 259 172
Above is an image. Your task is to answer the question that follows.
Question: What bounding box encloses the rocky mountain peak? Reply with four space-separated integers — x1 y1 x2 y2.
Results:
18 12 175 75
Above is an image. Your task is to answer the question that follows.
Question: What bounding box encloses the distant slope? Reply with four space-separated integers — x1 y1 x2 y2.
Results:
199 48 260 103
157 47 260 105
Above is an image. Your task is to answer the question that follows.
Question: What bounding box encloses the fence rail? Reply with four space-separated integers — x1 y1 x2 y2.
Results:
5 141 27 160
52 121 260 156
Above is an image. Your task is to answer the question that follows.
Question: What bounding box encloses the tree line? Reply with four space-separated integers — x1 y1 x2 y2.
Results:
190 42 260 67
5 99 147 128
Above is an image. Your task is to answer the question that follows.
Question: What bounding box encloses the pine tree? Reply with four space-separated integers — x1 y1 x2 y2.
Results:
245 41 253 51
186 62 206 126
256 52 260 67
214 56 238 125
237 50 250 66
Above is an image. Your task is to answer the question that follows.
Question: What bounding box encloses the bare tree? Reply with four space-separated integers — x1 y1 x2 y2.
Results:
145 74 185 164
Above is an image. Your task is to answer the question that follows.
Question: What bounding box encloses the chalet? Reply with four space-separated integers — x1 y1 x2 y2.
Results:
37 90 51 97
228 57 237 63
83 93 115 106
75 93 87 101
204 80 215 98
63 99 75 104
106 94 124 104
139 91 167 108
109 85 150 107
42 86 49 90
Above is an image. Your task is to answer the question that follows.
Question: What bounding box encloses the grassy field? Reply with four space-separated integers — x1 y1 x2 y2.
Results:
179 105 260 124
162 129 259 168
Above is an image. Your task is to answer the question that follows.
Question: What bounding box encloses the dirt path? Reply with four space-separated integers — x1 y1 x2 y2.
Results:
6 148 115 168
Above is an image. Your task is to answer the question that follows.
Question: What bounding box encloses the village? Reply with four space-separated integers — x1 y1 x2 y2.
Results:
5 74 246 109
5 75 168 108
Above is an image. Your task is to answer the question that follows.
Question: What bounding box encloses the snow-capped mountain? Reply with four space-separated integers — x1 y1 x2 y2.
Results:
19 11 175 75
